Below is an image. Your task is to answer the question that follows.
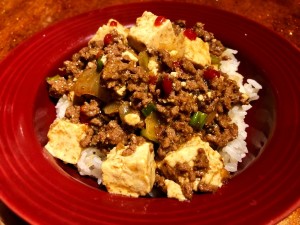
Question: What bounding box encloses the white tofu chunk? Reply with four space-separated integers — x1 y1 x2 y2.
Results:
128 11 184 56
201 145 228 187
157 136 228 200
128 11 211 67
184 37 211 67
122 50 138 62
164 179 187 201
102 142 156 197
45 118 88 164
148 56 160 75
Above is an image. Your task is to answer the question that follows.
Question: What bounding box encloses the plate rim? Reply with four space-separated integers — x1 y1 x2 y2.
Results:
1 2 300 224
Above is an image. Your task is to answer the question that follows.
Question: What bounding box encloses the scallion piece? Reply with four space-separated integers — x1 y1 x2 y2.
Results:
140 112 159 142
189 111 207 130
97 58 104 72
142 103 156 117
46 74 61 83
138 51 149 71
210 54 220 65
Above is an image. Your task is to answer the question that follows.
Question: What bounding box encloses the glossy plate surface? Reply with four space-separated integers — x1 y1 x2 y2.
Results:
1 2 300 225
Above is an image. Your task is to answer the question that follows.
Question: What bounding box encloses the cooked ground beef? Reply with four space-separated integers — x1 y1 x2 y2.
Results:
47 21 246 198
209 39 226 56
121 134 147 156
94 120 127 146
47 76 70 98
65 105 80 123
193 22 215 42
172 20 186 35
80 99 100 118
156 148 210 199
192 22 225 56
49 30 243 151
80 127 94 148
63 44 100 77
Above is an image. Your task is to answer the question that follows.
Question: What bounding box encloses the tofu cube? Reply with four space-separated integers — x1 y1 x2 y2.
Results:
128 11 184 56
164 179 187 201
128 11 211 67
184 37 211 67
45 118 88 164
157 136 228 200
201 143 229 188
102 142 156 197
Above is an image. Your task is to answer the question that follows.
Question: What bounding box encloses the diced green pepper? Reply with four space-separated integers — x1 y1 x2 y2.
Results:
141 112 159 142
141 103 156 117
210 54 221 66
46 74 61 83
97 58 104 72
138 51 149 71
189 111 207 130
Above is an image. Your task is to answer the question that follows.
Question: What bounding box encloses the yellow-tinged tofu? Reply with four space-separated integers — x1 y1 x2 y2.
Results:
157 136 228 200
128 11 185 56
122 50 138 62
102 142 156 197
164 179 187 201
45 118 88 164
184 37 211 67
201 145 229 187
148 56 160 75
90 19 129 43
128 11 211 67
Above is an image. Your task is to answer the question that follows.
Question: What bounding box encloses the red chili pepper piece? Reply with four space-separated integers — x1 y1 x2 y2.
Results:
184 28 197 40
203 68 221 80
79 113 90 124
109 20 118 26
149 75 158 85
154 16 166 26
96 49 103 59
172 61 181 69
104 34 113 46
162 74 173 96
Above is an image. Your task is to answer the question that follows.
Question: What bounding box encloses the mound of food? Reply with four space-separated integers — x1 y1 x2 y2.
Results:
45 11 261 201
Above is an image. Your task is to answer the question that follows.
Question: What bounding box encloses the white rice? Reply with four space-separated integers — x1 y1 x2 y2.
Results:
77 147 104 184
55 94 71 118
220 49 262 172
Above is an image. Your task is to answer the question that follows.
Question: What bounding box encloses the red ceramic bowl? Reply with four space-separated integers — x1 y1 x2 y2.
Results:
1 2 300 225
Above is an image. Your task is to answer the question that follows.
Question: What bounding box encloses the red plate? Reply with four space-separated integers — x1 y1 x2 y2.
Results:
1 2 300 225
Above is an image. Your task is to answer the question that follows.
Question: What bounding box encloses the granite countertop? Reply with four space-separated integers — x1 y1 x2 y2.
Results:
0 0 299 224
